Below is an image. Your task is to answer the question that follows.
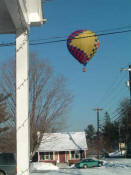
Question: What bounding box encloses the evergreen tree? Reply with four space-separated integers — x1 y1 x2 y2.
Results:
117 98 131 144
102 112 119 151
85 124 96 143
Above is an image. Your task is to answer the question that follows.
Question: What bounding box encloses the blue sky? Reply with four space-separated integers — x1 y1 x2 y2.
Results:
0 0 131 131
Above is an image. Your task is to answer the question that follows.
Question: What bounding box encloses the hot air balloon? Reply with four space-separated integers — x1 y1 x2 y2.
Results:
67 30 99 72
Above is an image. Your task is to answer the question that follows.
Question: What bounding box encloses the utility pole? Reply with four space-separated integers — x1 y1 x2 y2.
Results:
120 65 131 101
120 65 131 157
93 108 103 159
129 65 131 102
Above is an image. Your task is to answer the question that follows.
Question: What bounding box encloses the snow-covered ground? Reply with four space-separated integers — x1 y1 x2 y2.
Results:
31 162 59 171
31 158 131 175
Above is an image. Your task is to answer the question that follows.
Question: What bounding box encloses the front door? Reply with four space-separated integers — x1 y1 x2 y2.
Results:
59 151 65 163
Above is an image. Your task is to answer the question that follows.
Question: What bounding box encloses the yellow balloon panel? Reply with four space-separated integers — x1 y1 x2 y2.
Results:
70 30 98 59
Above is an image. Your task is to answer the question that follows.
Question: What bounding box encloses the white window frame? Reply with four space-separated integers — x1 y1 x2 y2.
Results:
41 152 53 160
71 151 80 159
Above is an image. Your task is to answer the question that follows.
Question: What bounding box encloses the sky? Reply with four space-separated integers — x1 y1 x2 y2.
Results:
0 0 131 131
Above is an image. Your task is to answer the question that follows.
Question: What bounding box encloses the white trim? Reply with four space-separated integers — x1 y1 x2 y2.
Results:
58 152 60 163
53 152 55 160
42 152 53 160
70 151 80 160
65 151 67 162
69 151 71 160
16 30 29 175
26 0 44 26
38 151 40 162
84 150 86 158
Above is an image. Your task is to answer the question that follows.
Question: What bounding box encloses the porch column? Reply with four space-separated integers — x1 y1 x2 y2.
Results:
38 151 40 162
84 149 87 158
69 151 71 160
58 152 60 163
65 151 67 162
16 30 30 175
53 152 55 160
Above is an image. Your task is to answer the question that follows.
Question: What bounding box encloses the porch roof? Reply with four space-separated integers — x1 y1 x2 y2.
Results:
0 0 28 34
38 132 88 152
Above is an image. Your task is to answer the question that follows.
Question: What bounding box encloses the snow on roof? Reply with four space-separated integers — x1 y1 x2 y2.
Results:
38 132 88 152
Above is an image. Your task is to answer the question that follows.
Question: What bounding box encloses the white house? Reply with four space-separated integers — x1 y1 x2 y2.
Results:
33 132 88 165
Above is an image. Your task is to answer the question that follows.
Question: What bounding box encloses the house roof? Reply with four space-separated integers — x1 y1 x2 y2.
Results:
38 132 88 152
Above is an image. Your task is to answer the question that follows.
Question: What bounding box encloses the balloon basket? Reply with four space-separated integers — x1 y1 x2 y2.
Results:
82 67 86 72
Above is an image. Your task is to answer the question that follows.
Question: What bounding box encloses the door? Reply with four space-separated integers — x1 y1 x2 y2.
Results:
59 152 65 163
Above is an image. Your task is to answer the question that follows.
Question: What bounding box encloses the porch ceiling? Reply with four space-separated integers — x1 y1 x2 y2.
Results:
0 0 15 33
0 0 28 34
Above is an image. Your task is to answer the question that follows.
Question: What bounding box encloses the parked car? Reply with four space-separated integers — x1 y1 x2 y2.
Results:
0 153 16 175
74 158 103 168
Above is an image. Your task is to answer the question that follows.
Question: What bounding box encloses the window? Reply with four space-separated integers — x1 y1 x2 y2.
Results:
71 151 80 159
0 153 16 164
40 152 53 160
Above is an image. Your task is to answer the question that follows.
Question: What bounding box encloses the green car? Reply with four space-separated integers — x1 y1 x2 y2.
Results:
74 158 103 168
0 153 16 175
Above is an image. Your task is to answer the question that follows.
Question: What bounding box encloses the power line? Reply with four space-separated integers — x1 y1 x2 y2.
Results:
93 25 131 34
96 62 131 114
110 99 130 121
95 71 122 108
98 76 130 126
0 42 15 47
103 75 127 110
101 107 125 127
103 72 129 116
1 28 131 47
96 72 127 115
30 29 131 46
30 25 131 43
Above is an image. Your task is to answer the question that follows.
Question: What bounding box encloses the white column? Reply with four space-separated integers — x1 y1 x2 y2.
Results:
58 152 60 163
16 30 30 175
38 152 40 162
69 151 71 160
53 152 55 160
65 151 67 162
84 150 86 158
84 150 87 158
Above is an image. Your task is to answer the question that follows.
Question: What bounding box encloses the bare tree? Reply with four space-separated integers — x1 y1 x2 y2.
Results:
0 93 11 134
0 53 73 155
0 93 16 152
0 128 16 153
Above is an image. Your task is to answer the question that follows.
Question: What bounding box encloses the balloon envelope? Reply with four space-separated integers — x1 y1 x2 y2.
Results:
67 30 99 67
